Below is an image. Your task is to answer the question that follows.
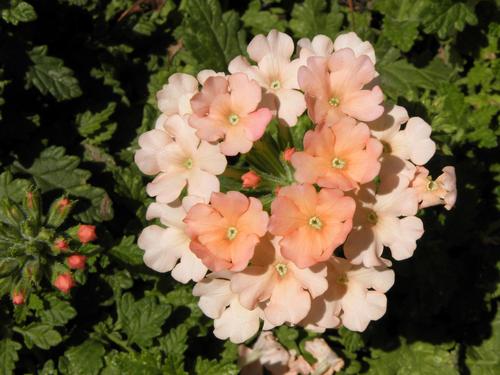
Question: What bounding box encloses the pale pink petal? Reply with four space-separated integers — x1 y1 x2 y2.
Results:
138 226 186 272
229 73 262 114
265 276 311 325
231 266 275 310
214 298 261 343
194 141 227 175
187 169 220 202
341 86 384 122
157 73 198 115
344 226 385 267
146 172 186 203
146 201 185 229
369 104 409 137
237 198 269 236
163 115 199 155
248 30 294 62
189 114 226 142
333 32 376 65
439 166 457 210
290 263 328 298
193 278 233 319
220 126 254 156
388 216 424 260
404 117 436 165
241 108 273 141
274 88 306 126
197 69 225 85
135 129 172 175
341 283 386 332
190 76 229 116
347 266 395 293
171 250 208 283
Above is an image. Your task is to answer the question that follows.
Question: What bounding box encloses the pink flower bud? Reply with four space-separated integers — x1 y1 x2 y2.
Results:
54 238 69 252
12 291 25 305
77 225 97 244
241 171 261 189
58 198 71 209
283 147 295 162
54 273 75 294
67 254 87 270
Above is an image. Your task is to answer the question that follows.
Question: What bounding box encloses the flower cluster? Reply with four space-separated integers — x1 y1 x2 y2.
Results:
136 30 457 344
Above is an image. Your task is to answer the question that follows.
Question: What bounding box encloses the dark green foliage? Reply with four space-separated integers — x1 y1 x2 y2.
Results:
0 0 498 374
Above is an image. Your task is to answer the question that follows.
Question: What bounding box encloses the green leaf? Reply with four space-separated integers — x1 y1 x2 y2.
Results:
108 235 144 266
13 146 113 222
59 340 106 375
15 323 62 350
366 340 459 375
0 339 21 375
76 103 117 146
102 350 163 375
466 303 500 374
118 293 172 347
289 0 344 40
422 1 478 39
177 0 244 71
241 0 287 35
275 325 299 352
159 324 189 375
194 358 239 375
0 171 30 202
131 0 175 36
90 64 130 106
39 295 77 326
1 0 37 25
25 46 82 101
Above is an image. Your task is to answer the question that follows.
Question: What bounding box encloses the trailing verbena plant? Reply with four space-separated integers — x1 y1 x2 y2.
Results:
0 0 498 374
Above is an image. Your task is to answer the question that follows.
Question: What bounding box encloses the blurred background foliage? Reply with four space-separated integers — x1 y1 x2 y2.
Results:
0 0 498 373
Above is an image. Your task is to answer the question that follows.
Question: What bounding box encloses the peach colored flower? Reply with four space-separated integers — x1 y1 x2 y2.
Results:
305 338 345 374
138 197 208 283
67 254 86 270
239 332 290 375
77 224 96 243
291 117 382 191
241 170 261 188
344 182 424 267
269 184 355 268
193 273 264 343
298 49 383 126
298 32 375 66
189 73 273 155
302 257 394 332
231 236 328 326
229 30 306 126
145 115 227 203
197 69 225 85
54 273 75 294
369 105 436 167
156 73 198 116
411 166 457 210
185 191 269 272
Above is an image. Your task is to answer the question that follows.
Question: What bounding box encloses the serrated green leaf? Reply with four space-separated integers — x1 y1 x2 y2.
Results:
366 340 459 375
102 350 163 375
159 324 189 374
119 293 171 347
0 339 21 375
90 64 130 106
1 0 37 25
0 171 30 202
15 323 62 350
241 0 287 35
194 358 239 375
25 46 82 101
39 295 76 326
108 235 144 266
422 1 478 39
177 0 244 71
13 146 113 222
275 325 299 352
59 339 106 375
289 0 344 40
76 103 117 146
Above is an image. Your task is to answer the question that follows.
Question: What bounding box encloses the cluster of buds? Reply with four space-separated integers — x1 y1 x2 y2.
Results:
0 186 97 305
135 30 457 344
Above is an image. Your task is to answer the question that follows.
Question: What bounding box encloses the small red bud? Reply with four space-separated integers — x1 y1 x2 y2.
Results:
283 147 295 162
67 254 87 270
54 238 69 252
77 225 97 244
58 198 71 210
12 291 25 305
54 273 75 294
241 171 261 189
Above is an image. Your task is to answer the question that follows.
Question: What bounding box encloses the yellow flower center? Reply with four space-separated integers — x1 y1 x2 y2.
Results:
226 226 238 240
367 211 378 225
270 80 281 90
228 113 239 125
332 157 346 169
308 216 323 230
184 158 193 169
328 97 340 107
426 178 439 192
275 263 288 277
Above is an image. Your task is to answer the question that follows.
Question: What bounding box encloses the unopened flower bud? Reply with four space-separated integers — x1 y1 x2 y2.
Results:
47 196 73 228
12 291 25 305
241 171 261 189
23 188 41 222
22 259 41 284
0 199 25 226
54 238 69 252
54 273 75 294
0 257 19 277
67 254 87 270
283 147 295 162
77 224 96 244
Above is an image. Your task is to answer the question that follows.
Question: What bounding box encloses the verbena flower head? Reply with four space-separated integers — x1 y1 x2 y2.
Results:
134 29 457 344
